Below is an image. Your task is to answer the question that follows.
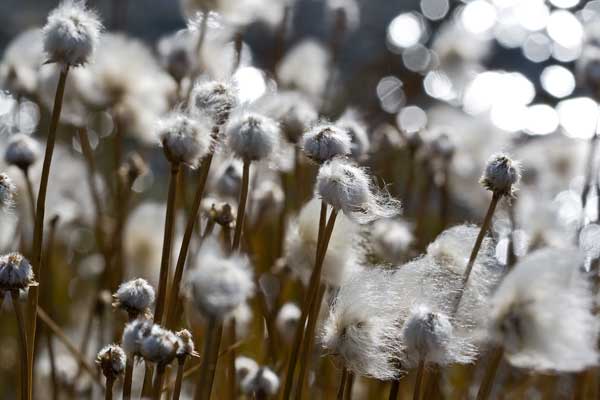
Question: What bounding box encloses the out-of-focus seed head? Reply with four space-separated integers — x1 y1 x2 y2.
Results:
302 124 351 164
121 318 153 356
226 112 280 162
5 134 40 171
112 278 155 319
189 80 237 127
0 252 36 292
240 366 280 396
42 0 102 67
275 302 301 343
157 112 213 168
235 356 259 384
96 344 126 380
0 173 16 211
336 110 370 161
140 324 179 365
480 153 521 197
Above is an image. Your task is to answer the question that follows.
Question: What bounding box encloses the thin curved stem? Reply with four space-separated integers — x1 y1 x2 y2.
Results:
26 65 69 400
232 160 250 252
476 347 504 400
141 363 155 398
343 372 354 400
336 369 348 400
194 317 223 400
154 164 181 323
172 358 186 400
12 290 29 400
152 364 167 400
122 356 134 400
388 380 399 400
23 168 36 226
413 360 425 400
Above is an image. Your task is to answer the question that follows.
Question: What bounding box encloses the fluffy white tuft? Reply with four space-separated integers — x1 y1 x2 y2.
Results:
189 80 238 127
275 302 301 342
225 112 280 162
186 238 255 319
235 356 259 384
157 112 213 168
42 0 102 66
0 173 16 212
302 124 351 164
336 110 370 161
480 153 521 197
316 158 401 223
371 218 414 264
139 324 179 365
0 252 35 291
113 278 155 318
240 366 280 396
121 318 153 356
489 248 598 372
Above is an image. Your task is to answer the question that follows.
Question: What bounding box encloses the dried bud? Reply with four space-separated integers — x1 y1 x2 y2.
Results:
480 153 521 197
96 344 126 380
189 80 237 127
112 278 155 319
42 0 102 67
0 253 36 292
158 113 212 168
302 124 352 163
226 113 280 162
176 329 198 359
5 134 40 171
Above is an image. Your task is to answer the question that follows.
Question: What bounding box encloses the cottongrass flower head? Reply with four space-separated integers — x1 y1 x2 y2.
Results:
240 366 280 396
302 124 351 164
157 112 213 167
121 318 153 356
316 157 401 223
0 253 36 292
95 344 126 380
189 80 238 127
42 0 102 67
257 91 318 144
186 238 255 319
235 356 259 384
226 112 281 162
489 247 598 372
371 218 414 264
0 173 16 212
140 324 179 365
322 267 403 380
401 304 475 367
175 329 198 359
480 153 521 198
275 302 301 342
5 134 40 171
336 109 370 161
112 278 155 319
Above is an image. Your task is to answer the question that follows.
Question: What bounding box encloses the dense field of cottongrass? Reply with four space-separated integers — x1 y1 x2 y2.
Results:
2 0 600 399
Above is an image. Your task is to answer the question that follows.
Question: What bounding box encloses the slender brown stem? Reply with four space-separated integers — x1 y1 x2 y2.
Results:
152 364 167 400
454 192 501 313
165 151 216 329
439 165 450 233
344 372 354 400
336 369 348 400
227 320 237 400
172 358 186 400
582 133 598 209
296 284 327 399
12 290 29 400
421 366 440 400
232 32 243 74
413 360 425 400
388 380 399 400
122 356 134 400
476 347 504 400
232 160 250 252
194 317 223 400
42 217 58 400
141 363 155 398
22 169 36 225
155 164 181 323
36 306 103 387
282 207 338 400
26 65 70 400
105 376 114 400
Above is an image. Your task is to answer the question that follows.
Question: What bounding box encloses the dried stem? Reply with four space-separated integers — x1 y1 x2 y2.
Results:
336 369 348 400
172 358 186 400
232 160 250 252
122 356 134 400
165 148 217 329
26 65 70 400
12 290 29 400
154 163 181 323
388 380 399 400
227 320 237 400
22 168 36 225
141 363 155 398
344 372 354 400
152 364 167 400
476 347 504 400
105 376 114 400
413 360 425 400
194 317 223 400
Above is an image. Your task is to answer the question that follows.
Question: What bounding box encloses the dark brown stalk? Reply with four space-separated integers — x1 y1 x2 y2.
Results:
232 160 250 252
26 65 70 400
439 164 450 233
122 356 134 400
336 369 348 400
141 363 155 398
164 150 216 329
105 376 114 400
194 317 223 400
172 358 186 400
154 164 181 323
476 347 504 400
344 372 354 400
42 216 59 400
12 290 29 400
227 320 237 400
22 169 36 225
388 380 399 400
413 360 425 400
152 364 167 400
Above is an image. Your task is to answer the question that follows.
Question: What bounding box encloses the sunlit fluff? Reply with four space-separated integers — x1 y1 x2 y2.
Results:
186 238 255 319
42 0 102 66
157 112 212 168
189 80 238 127
371 218 414 264
140 324 179 365
275 302 301 342
489 248 598 372
96 344 126 379
112 278 155 318
121 318 153 356
316 158 401 223
336 109 370 161
302 124 351 164
0 173 16 212
480 153 521 197
256 91 318 144
322 267 402 380
225 112 280 161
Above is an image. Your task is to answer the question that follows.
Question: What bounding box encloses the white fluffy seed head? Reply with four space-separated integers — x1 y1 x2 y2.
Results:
189 80 238 127
140 324 179 365
121 318 153 356
302 124 352 163
480 153 521 197
96 344 126 379
5 134 40 170
0 173 16 212
240 366 280 395
336 110 370 161
316 158 401 223
226 113 280 162
371 219 414 264
176 329 197 358
113 278 155 318
42 0 102 67
235 356 259 384
0 252 36 291
489 247 598 372
157 112 212 168
186 239 255 319
322 267 403 380
275 302 301 342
